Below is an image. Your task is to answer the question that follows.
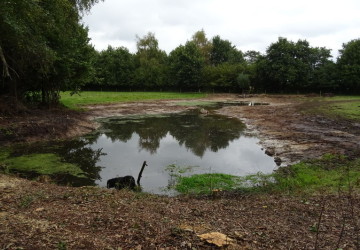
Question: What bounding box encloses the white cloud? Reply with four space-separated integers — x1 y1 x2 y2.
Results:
83 0 360 57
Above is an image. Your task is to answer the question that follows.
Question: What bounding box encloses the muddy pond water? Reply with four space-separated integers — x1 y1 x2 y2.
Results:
4 102 276 195
88 107 276 195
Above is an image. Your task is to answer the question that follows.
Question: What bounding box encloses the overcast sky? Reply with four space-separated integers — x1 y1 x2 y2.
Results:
83 0 360 58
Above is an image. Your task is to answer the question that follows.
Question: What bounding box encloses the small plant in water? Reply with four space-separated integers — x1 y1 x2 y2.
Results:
165 164 198 177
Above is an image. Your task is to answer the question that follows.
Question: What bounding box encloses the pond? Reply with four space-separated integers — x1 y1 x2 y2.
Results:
2 102 276 195
89 109 276 195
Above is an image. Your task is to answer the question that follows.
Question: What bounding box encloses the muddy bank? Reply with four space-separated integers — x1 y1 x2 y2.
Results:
0 108 97 145
215 96 360 165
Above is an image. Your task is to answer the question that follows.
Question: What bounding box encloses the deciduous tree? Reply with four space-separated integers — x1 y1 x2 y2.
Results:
337 39 360 92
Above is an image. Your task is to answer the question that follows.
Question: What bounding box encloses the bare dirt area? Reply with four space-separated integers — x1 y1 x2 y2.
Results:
215 95 360 165
0 108 96 146
1 94 360 249
1 174 359 249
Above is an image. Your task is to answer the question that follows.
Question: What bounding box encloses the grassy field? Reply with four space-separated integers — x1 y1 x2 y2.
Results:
60 91 208 109
305 96 360 121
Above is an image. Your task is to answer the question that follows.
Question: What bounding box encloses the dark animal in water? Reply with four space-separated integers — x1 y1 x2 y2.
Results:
107 161 147 190
107 176 136 190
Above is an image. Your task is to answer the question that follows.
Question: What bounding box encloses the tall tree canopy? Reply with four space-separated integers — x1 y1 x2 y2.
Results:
257 37 333 92
0 0 101 106
93 46 135 90
191 30 212 64
337 39 360 92
133 32 167 90
210 36 244 66
168 41 204 91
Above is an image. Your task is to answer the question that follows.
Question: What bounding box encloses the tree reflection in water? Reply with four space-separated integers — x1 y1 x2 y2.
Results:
97 110 246 157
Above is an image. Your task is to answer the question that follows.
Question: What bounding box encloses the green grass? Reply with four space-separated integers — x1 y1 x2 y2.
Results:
60 91 208 109
175 154 360 195
303 96 360 121
322 100 360 120
0 149 86 177
273 154 360 194
175 173 243 194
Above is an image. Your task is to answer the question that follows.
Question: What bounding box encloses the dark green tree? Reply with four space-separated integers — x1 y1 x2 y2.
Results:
133 32 167 90
244 50 262 64
0 0 101 108
168 42 204 91
93 46 135 90
210 36 244 66
257 37 332 92
203 63 245 92
337 39 360 93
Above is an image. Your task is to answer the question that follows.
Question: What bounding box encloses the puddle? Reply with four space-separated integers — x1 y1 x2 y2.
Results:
2 103 276 195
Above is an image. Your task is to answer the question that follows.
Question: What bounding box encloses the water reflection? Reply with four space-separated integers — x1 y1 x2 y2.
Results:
2 108 275 195
89 110 276 195
96 110 246 157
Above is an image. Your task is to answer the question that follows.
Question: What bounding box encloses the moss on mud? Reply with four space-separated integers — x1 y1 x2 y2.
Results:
0 148 85 177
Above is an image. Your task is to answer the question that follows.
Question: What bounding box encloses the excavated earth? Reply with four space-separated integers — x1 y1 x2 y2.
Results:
1 94 359 249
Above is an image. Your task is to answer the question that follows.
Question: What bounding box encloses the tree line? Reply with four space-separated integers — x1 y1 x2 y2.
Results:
91 32 360 94
1 0 360 108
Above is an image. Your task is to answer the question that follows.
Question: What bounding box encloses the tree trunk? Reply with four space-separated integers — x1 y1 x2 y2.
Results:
0 45 10 79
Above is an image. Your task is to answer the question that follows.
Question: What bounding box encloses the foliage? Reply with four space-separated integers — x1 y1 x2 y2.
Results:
133 32 167 90
337 39 360 92
203 63 245 92
93 46 135 89
79 30 360 94
237 73 251 92
191 29 212 64
1 2 358 110
257 37 333 92
0 0 100 106
210 35 244 66
168 41 205 91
